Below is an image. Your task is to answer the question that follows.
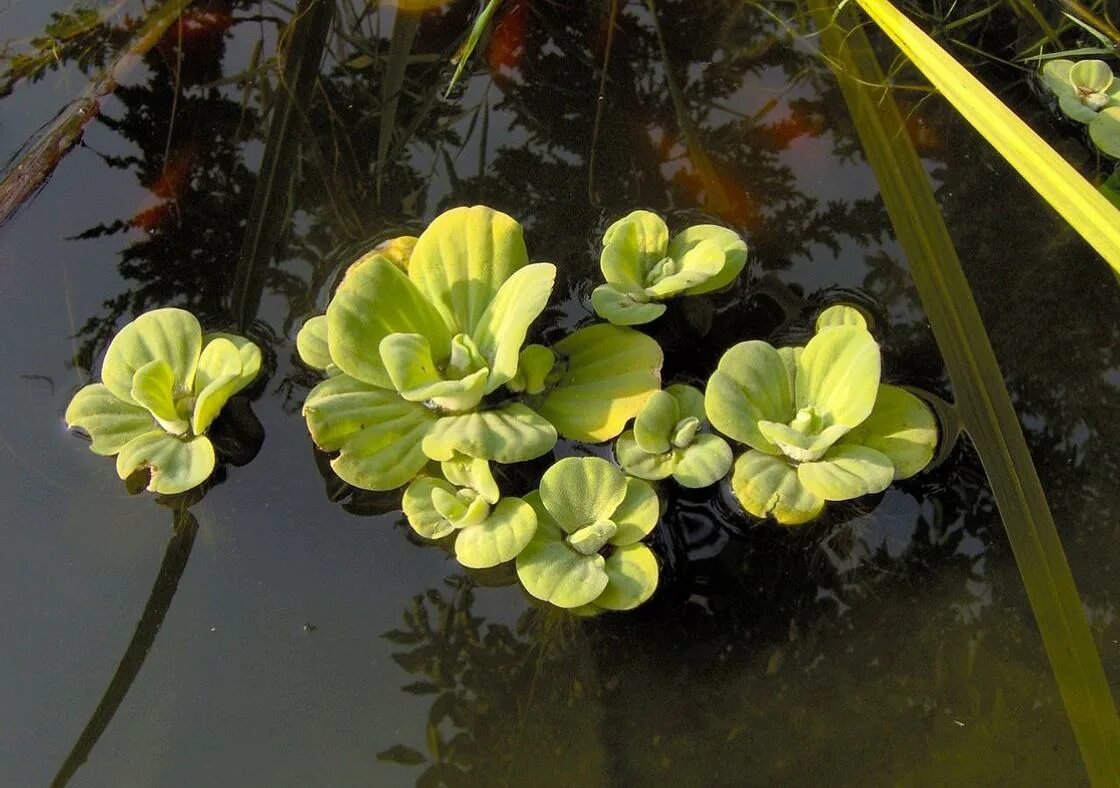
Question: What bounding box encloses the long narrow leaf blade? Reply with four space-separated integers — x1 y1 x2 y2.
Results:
812 3 1120 783
854 0 1120 276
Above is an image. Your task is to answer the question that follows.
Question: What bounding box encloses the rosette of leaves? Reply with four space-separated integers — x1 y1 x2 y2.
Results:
704 305 938 525
402 455 537 569
515 457 660 614
1041 59 1120 157
65 308 262 494
590 210 748 326
614 384 732 488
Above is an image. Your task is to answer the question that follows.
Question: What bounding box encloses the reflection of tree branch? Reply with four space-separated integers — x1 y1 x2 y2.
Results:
50 507 200 788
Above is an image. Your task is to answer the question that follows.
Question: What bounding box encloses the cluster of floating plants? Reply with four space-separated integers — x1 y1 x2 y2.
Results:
67 205 939 614
1041 58 1120 158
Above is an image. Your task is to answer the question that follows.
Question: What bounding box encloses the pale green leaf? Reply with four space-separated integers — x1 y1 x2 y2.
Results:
840 384 937 479
672 225 749 295
537 323 663 442
704 340 792 453
594 544 659 611
756 420 850 462
795 325 881 428
643 238 723 297
440 455 500 504
1041 59 1075 97
590 284 666 326
421 403 557 463
403 477 459 540
508 344 554 395
666 383 706 423
609 476 660 545
65 383 157 456
1070 59 1113 93
568 520 619 555
538 456 626 532
102 308 201 406
203 331 262 389
455 496 538 569
471 263 557 391
191 337 244 435
797 444 894 501
407 205 530 336
515 495 608 609
600 210 669 288
815 304 868 331
1060 93 1102 124
379 332 489 410
674 433 733 488
614 430 675 481
634 389 678 454
1090 108 1120 158
295 315 331 370
130 359 189 435
115 431 215 495
730 450 823 525
327 256 450 389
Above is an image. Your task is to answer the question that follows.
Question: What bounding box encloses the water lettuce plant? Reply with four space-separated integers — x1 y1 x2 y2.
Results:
705 305 937 525
65 308 262 494
298 206 663 492
590 210 748 325
614 384 732 487
1042 59 1120 158
515 457 660 614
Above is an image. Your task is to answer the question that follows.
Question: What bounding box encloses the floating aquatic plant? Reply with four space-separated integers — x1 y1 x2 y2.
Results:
614 383 732 488
590 210 747 326
515 457 660 614
1041 59 1120 158
298 205 662 492
65 308 262 494
705 305 937 525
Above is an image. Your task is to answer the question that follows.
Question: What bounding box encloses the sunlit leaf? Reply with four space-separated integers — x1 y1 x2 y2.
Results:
454 496 537 569
815 304 868 331
674 433 733 488
515 495 608 609
471 262 556 391
594 544 659 611
440 454 500 504
797 444 894 501
403 477 459 540
538 456 627 532
615 430 675 481
65 384 158 456
101 308 201 405
730 450 823 525
634 389 678 454
130 359 189 435
840 384 937 479
380 332 489 410
795 325 880 428
116 431 215 495
704 340 791 452
296 315 334 372
421 403 556 463
600 210 669 288
609 476 660 544
673 225 749 295
590 284 666 326
192 337 246 434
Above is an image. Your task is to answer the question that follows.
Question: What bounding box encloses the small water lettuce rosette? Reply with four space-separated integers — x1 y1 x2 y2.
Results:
516 457 660 615
591 210 748 326
298 205 664 492
65 308 261 494
705 305 937 525
403 455 537 569
614 384 732 488
1041 59 1120 157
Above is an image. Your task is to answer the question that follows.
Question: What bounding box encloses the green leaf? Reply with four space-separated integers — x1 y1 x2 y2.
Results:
614 430 675 481
508 344 555 395
1041 59 1075 97
191 337 245 435
756 419 850 462
704 340 792 453
1059 93 1101 125
795 325 881 428
840 384 937 479
65 384 157 456
297 316 333 371
440 455 500 504
594 544 659 611
674 433 733 488
203 331 262 389
421 403 557 463
567 519 618 555
600 210 669 288
379 333 489 411
634 389 679 454
455 496 538 569
115 431 215 495
538 456 627 532
515 494 608 609
407 205 530 336
130 359 189 435
730 450 823 525
1070 59 1114 93
666 383 706 423
609 476 660 545
403 477 459 540
471 262 556 391
590 284 666 326
797 444 894 501
643 238 724 297
815 304 868 331
328 256 450 389
303 375 436 491
102 308 201 406
1090 108 1120 158
673 225 749 295
537 323 663 442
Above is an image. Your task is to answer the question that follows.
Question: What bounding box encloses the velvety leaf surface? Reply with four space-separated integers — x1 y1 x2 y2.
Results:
642 239 723 297
672 224 749 295
538 323 662 442
600 210 669 288
730 450 824 525
516 494 608 608
509 344 554 394
296 315 333 371
705 340 792 452
420 404 556 463
101 308 201 405
590 285 666 326
634 389 678 454
609 476 660 545
440 455 500 504
403 477 459 540
455 497 538 568
380 332 489 410
756 420 849 462
65 384 158 456
674 433 733 488
192 337 245 434
795 325 880 428
115 431 215 495
840 384 938 479
538 457 627 532
614 430 675 481
1090 108 1120 158
815 304 868 331
471 262 556 391
797 444 894 501
130 359 189 435
594 544 659 610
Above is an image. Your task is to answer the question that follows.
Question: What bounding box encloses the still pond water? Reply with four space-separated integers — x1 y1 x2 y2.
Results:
1 0 1118 785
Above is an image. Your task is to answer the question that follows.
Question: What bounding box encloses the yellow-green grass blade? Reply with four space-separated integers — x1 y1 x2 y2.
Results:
812 2 1120 783
853 0 1120 277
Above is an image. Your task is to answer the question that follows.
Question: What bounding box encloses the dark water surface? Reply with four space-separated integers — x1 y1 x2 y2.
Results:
1 1 1118 785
